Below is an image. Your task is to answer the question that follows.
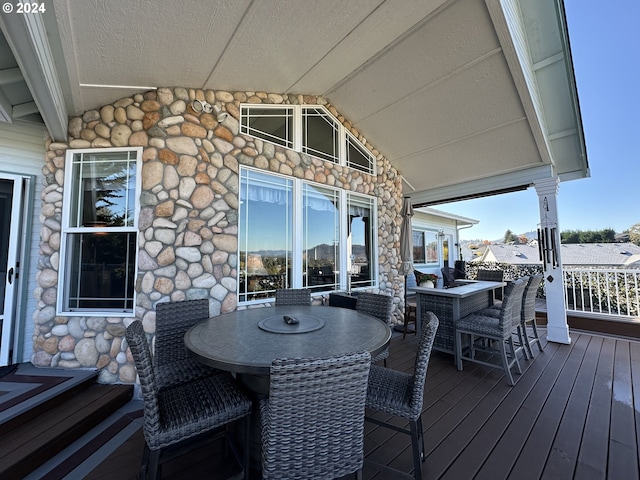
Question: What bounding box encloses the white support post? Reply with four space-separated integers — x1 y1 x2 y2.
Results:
534 177 571 344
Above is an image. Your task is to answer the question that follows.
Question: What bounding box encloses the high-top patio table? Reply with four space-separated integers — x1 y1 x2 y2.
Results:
184 304 391 468
408 280 505 364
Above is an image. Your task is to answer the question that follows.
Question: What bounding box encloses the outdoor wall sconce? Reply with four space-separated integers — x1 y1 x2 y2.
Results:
190 100 228 121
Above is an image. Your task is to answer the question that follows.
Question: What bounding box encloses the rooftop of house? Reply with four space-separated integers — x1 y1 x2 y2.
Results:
473 242 640 267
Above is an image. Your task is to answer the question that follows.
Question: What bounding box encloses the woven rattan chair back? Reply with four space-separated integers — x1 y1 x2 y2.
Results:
274 288 311 305
126 320 252 480
365 312 439 480
356 292 393 324
356 292 393 365
521 274 544 356
495 278 528 336
154 299 218 389
454 278 527 386
260 351 372 480
126 320 160 435
477 269 504 282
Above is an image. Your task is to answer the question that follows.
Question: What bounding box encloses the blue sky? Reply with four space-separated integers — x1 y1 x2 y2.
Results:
440 0 640 242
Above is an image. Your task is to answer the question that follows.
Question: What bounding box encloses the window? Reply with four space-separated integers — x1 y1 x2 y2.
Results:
348 194 375 289
241 104 375 175
240 106 294 149
346 131 375 173
239 169 293 302
302 107 339 163
239 168 376 302
303 184 340 292
59 148 141 314
412 230 438 265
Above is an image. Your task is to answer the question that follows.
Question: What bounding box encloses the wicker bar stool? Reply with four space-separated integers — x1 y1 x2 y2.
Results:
126 320 252 480
260 351 372 480
274 288 311 305
521 274 545 357
154 299 221 389
356 292 393 366
365 312 439 480
454 278 527 385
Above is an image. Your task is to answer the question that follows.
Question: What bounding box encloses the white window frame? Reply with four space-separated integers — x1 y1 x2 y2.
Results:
412 228 440 266
238 167 377 304
240 104 375 175
57 147 142 316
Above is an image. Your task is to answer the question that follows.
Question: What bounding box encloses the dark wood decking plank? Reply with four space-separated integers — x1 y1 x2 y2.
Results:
541 335 603 480
574 337 616 479
493 333 592 480
631 341 640 476
435 335 568 480
608 339 639 480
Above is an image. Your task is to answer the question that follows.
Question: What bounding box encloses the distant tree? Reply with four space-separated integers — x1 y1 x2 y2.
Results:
629 222 640 246
561 228 616 244
503 229 517 243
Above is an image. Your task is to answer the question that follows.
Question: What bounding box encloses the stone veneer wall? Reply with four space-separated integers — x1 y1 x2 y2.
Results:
33 87 404 383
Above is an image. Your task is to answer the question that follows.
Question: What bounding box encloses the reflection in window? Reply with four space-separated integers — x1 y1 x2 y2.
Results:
241 104 375 175
239 169 293 302
303 184 339 292
348 194 375 289
346 131 375 173
413 230 438 264
302 107 340 163
61 149 139 314
413 231 425 264
240 106 294 149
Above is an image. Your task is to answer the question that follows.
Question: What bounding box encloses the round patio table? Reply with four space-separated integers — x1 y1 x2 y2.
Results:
185 304 391 470
184 305 391 377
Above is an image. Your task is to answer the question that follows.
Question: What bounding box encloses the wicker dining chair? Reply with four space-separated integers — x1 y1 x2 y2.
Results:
126 320 252 480
521 274 545 358
154 299 221 389
365 312 439 480
355 292 393 366
454 278 528 385
274 288 311 305
260 351 372 480
403 272 418 338
477 268 505 301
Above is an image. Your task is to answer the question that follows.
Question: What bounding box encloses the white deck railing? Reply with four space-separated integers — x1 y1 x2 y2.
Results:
563 268 640 318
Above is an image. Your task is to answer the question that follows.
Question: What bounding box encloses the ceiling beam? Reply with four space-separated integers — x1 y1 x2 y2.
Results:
0 12 68 140
0 67 23 85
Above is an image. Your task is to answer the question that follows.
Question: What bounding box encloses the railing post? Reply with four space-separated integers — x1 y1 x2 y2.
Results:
534 177 571 344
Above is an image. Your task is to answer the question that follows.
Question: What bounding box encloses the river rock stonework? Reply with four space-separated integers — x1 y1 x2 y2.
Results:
34 87 404 383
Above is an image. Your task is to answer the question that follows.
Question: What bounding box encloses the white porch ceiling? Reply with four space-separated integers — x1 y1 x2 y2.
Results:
0 0 587 204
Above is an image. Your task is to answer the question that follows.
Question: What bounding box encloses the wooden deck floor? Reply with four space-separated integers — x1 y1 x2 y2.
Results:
40 327 640 479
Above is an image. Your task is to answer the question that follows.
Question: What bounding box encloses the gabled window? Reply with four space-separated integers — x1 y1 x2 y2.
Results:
240 106 294 149
58 148 141 315
346 131 375 173
240 104 375 175
302 107 339 163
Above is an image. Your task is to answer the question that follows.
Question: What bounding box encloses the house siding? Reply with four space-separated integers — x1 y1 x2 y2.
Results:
32 88 404 383
0 121 47 363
